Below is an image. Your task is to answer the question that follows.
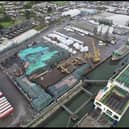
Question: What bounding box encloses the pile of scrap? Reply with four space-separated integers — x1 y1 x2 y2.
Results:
12 63 24 77
30 68 67 89
47 75 78 98
15 76 53 111
57 55 86 74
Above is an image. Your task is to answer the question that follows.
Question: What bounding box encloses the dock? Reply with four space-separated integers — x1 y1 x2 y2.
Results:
84 79 108 83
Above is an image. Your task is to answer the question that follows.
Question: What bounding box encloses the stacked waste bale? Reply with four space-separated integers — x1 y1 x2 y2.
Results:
15 76 53 111
73 63 91 79
47 75 78 99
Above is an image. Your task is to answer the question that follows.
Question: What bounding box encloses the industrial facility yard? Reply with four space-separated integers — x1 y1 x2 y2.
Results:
0 1 129 128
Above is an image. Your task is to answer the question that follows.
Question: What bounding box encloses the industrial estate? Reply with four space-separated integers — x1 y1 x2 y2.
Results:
0 1 129 127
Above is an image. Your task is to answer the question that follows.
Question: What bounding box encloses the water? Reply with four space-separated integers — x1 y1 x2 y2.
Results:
117 108 129 127
38 56 129 127
38 91 91 127
39 108 69 127
65 91 90 112
86 58 121 95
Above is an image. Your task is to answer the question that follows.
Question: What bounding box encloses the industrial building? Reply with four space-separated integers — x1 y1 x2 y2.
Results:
94 64 129 122
62 9 81 18
0 1 129 127
32 2 57 18
80 8 97 16
3 1 26 18
43 31 89 54
0 29 38 53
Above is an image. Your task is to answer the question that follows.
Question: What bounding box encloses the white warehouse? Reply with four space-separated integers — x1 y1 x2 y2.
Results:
62 9 81 18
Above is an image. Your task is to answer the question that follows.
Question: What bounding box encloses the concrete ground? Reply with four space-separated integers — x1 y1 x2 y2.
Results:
55 20 129 62
0 14 128 127
0 69 34 127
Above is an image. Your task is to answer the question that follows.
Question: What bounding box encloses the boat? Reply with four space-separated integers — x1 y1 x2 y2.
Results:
112 41 129 61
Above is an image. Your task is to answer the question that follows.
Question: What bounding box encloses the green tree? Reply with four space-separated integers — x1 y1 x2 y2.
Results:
0 24 4 29
47 6 52 13
0 6 4 14
24 10 31 19
4 15 11 21
0 15 12 22
24 2 32 9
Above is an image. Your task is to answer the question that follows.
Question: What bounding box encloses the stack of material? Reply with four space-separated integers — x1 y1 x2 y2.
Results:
18 44 70 76
44 31 86 54
15 76 53 111
12 29 38 45
57 56 87 74
46 51 70 67
73 63 91 79
47 75 78 98
18 45 59 76
31 93 53 112
32 68 67 89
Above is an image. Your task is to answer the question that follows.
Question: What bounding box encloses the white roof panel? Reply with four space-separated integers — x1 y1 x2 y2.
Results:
62 9 81 17
12 29 38 44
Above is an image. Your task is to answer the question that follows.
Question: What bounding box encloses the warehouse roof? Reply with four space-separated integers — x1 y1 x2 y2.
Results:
12 29 38 45
62 9 81 17
99 86 129 115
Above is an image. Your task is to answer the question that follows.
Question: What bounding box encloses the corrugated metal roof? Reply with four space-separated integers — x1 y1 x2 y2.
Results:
12 29 38 44
62 9 81 17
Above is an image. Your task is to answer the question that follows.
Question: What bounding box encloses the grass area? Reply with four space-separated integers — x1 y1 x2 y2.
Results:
0 16 26 28
52 1 68 6
15 17 26 25
34 25 47 31
1 21 14 28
